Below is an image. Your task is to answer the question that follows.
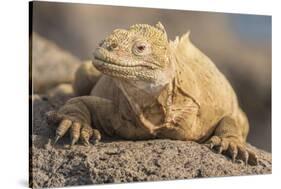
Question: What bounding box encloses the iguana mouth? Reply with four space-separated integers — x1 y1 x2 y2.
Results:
93 56 145 69
93 47 159 69
93 59 156 81
92 47 159 81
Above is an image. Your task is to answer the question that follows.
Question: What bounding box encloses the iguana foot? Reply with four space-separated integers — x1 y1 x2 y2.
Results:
46 111 101 146
205 136 258 165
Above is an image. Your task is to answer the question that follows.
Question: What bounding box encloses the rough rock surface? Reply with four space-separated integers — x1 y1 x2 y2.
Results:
31 33 81 93
30 95 272 188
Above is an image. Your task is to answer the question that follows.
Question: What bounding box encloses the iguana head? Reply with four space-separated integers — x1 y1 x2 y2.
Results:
92 22 174 88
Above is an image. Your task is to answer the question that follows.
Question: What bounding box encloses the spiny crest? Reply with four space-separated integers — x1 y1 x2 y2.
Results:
170 31 191 50
129 22 168 45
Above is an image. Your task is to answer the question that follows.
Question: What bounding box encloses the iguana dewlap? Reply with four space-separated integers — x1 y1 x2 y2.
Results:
48 22 257 165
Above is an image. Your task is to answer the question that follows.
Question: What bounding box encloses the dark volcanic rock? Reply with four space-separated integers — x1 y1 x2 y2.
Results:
30 95 272 188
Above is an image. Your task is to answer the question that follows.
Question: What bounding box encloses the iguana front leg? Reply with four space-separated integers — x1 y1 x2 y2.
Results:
47 96 115 146
47 95 155 145
155 97 258 165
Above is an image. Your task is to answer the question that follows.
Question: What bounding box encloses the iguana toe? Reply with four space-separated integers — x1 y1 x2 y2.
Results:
80 124 93 146
80 128 101 146
92 129 102 143
228 142 238 162
54 119 72 143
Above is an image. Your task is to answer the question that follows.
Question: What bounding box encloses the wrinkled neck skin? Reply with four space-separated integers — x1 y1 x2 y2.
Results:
114 53 175 119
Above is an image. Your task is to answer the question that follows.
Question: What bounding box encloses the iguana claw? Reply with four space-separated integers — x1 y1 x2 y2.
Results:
53 135 61 144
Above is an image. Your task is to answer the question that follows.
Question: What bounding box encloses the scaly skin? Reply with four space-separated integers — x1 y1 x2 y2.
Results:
48 22 257 165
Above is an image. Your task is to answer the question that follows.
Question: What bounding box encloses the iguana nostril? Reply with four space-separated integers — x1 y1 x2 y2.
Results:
107 43 118 51
112 43 118 48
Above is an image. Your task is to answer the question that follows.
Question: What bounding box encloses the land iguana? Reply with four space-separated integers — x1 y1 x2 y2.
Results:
47 22 257 165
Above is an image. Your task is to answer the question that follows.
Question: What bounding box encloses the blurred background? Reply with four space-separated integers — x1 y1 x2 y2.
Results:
32 2 271 152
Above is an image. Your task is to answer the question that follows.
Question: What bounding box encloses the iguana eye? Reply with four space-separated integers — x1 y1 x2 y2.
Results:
133 41 151 55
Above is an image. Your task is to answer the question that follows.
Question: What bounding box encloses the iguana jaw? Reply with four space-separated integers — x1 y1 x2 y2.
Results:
92 47 163 83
